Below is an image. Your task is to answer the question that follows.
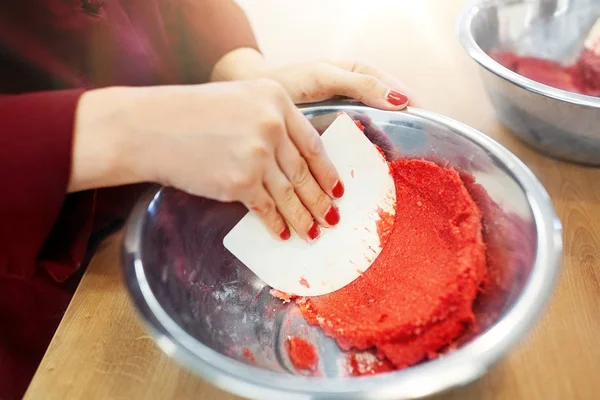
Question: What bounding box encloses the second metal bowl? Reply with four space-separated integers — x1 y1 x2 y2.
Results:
458 0 600 165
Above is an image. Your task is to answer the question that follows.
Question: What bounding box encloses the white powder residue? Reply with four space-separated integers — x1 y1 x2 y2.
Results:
212 285 236 302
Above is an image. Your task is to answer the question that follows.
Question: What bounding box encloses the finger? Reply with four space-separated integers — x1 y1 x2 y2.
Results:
264 162 320 242
283 103 344 200
244 187 290 240
315 64 409 110
276 138 339 228
325 60 424 108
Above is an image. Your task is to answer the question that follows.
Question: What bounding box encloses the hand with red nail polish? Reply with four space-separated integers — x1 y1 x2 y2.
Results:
83 79 345 243
202 55 422 241
248 59 421 110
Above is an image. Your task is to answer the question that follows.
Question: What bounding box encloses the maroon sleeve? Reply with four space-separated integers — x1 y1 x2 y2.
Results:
162 0 260 83
0 89 88 280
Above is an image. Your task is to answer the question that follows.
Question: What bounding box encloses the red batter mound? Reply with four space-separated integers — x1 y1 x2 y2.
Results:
297 159 487 369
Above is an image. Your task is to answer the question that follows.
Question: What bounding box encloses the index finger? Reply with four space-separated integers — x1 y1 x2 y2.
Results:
282 102 344 200
325 60 424 108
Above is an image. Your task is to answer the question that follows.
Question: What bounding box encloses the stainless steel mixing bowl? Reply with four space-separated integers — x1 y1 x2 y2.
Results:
458 0 600 165
122 103 562 399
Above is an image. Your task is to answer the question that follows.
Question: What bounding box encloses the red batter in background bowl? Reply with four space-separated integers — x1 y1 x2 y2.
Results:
458 0 600 165
490 50 600 97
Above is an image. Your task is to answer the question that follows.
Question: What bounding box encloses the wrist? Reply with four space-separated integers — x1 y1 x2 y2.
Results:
210 47 267 82
69 87 140 192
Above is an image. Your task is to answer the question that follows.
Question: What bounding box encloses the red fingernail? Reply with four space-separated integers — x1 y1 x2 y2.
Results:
324 206 340 226
307 222 320 241
279 225 291 240
386 89 408 106
332 180 344 198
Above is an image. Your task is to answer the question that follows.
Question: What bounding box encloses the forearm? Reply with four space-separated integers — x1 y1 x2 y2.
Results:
210 47 266 82
69 87 141 193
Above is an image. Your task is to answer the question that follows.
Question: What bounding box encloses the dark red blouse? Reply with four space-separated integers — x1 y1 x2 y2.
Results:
0 1 258 397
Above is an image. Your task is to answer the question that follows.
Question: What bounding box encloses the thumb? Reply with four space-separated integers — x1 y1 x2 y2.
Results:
325 67 409 110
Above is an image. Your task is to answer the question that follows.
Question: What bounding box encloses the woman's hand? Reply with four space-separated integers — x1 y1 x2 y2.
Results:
211 48 419 108
262 60 417 109
71 79 344 241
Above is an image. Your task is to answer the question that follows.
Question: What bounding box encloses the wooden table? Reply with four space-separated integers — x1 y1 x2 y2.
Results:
25 0 600 399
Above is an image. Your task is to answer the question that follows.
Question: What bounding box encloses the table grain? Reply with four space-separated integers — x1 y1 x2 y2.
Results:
25 0 600 399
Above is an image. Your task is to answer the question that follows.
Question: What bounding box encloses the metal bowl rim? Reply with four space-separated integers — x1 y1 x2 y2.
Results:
457 0 600 109
122 103 562 399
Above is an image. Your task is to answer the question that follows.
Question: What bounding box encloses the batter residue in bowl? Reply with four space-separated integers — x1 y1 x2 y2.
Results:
490 50 600 97
287 336 318 371
242 348 256 363
297 159 487 370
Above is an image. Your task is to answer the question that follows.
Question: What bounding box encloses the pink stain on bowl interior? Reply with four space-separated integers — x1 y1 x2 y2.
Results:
299 277 310 288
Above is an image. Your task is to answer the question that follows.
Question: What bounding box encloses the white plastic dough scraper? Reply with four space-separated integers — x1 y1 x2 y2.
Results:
223 113 396 297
